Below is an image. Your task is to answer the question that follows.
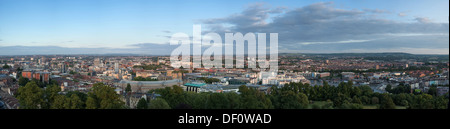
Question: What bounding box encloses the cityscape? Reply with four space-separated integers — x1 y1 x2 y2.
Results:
0 0 448 110
0 53 448 109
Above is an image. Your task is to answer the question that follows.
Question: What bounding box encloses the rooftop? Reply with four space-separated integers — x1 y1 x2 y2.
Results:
184 83 206 88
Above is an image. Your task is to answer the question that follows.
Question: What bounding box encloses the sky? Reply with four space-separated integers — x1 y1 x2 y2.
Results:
0 0 448 55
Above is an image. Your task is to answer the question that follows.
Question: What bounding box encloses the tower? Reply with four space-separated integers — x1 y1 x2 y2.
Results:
115 60 119 74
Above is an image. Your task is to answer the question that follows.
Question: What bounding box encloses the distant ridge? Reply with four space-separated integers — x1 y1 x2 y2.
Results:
0 45 448 56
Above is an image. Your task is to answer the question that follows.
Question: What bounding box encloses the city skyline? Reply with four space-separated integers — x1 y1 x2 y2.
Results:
0 0 449 55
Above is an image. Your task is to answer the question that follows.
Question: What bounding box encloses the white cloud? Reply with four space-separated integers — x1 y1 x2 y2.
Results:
414 17 432 23
298 39 374 45
201 2 449 54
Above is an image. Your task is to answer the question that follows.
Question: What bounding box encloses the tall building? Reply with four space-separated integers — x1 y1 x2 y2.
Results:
39 57 47 65
60 63 67 73
94 58 101 67
115 60 119 74
21 70 50 83
22 70 33 79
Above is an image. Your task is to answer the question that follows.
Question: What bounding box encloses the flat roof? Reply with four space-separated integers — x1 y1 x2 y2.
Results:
184 83 206 87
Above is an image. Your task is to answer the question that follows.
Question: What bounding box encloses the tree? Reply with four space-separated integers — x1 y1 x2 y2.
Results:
410 94 435 109
434 96 449 109
2 63 10 69
16 67 23 72
125 83 132 93
51 95 68 109
69 94 84 109
239 85 273 109
66 91 88 104
18 76 29 86
385 84 392 93
277 91 308 109
379 94 396 109
155 85 185 108
137 98 148 109
17 81 44 109
225 93 241 109
333 93 351 107
86 97 98 109
428 86 437 96
44 84 62 108
371 97 379 105
206 93 229 109
352 96 362 104
198 77 221 84
133 76 158 81
86 83 125 109
149 98 171 109
339 103 363 109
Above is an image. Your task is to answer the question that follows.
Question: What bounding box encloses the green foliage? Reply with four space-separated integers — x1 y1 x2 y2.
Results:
198 77 221 84
427 86 437 96
86 97 98 109
206 93 230 109
2 63 10 69
86 83 125 109
270 85 309 109
68 94 84 109
152 85 185 108
17 81 44 109
379 94 396 109
69 70 77 75
137 98 148 109
66 91 88 103
433 96 449 109
311 100 334 109
149 81 448 109
409 94 435 109
43 84 62 109
133 64 161 70
149 98 171 109
51 95 68 109
239 85 273 109
17 81 91 109
387 84 411 94
339 103 363 109
133 76 158 81
371 97 379 105
18 76 29 86
125 83 132 93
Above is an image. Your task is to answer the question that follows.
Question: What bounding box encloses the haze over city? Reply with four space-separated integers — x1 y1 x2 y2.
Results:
0 0 449 55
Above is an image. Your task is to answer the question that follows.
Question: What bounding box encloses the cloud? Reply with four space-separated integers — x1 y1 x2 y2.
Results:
364 9 390 14
414 17 432 23
201 2 449 54
162 30 172 33
0 43 179 55
398 13 407 17
298 39 374 45
202 2 287 29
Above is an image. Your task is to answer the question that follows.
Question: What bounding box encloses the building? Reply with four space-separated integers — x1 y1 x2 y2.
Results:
22 70 33 79
437 87 449 96
136 71 159 78
21 70 50 83
182 83 206 93
118 79 182 93
60 63 67 73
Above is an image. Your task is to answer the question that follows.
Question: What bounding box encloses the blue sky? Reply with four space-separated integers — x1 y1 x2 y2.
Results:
0 0 448 55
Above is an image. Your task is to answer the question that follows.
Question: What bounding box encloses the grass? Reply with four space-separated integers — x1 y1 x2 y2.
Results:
308 101 408 109
362 105 378 109
307 101 332 109
363 105 408 109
